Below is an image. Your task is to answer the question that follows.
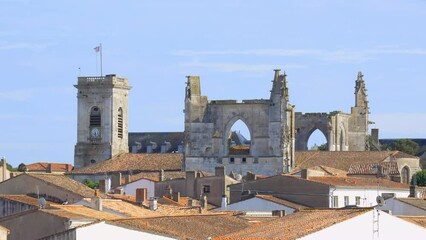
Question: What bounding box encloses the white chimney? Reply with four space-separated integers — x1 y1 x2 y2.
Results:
150 197 158 211
221 195 227 209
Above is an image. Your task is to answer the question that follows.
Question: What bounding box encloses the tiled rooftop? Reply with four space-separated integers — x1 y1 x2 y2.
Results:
70 153 183 174
121 170 186 185
43 205 122 220
25 162 73 172
307 176 410 189
0 194 55 206
348 162 400 175
255 195 307 210
396 198 426 211
26 173 103 198
109 213 251 240
83 198 160 218
295 151 414 171
216 208 371 240
398 216 426 228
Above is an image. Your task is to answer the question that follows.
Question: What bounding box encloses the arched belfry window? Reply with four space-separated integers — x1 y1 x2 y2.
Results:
90 106 101 127
118 108 123 139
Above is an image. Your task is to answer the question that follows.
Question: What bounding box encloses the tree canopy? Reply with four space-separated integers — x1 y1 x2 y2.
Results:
411 169 426 186
382 139 419 155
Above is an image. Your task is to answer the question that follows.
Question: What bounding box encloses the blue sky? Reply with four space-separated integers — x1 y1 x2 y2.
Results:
1 0 425 167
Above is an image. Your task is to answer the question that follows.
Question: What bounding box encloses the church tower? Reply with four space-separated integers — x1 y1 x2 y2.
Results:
348 71 369 151
74 75 131 169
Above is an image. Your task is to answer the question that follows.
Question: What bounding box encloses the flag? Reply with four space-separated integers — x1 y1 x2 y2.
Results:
94 46 100 52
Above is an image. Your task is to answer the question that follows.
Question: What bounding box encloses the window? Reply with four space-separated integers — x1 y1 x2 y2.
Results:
230 157 235 163
118 108 123 138
203 185 210 193
332 196 339 208
355 196 361 206
242 157 247 163
90 106 101 127
90 159 96 164
344 196 349 206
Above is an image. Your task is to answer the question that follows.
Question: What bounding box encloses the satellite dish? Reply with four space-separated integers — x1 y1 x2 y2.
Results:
235 174 242 181
376 196 385 206
38 197 47 209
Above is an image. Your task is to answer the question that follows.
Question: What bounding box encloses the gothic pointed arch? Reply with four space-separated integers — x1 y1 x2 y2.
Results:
90 106 101 127
401 166 410 184
118 107 123 138
225 117 252 156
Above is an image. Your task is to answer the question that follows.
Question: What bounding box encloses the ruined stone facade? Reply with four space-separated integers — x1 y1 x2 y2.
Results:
294 72 369 151
183 70 295 175
74 75 131 169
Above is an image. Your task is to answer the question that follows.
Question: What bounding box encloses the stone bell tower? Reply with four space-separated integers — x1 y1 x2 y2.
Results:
74 74 131 169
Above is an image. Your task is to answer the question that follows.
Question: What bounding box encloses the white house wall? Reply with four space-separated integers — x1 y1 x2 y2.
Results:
300 210 426 240
330 188 409 208
121 179 155 199
215 197 295 213
76 222 176 240
378 198 426 216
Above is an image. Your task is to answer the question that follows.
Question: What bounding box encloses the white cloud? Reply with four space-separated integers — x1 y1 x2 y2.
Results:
371 113 426 138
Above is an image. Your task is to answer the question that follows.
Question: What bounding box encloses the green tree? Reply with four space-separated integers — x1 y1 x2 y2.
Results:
383 139 419 155
411 169 426 186
83 179 99 189
17 163 27 172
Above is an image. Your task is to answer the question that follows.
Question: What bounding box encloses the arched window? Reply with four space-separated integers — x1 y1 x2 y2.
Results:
228 120 251 156
118 108 123 139
90 106 101 127
401 166 410 184
307 129 327 150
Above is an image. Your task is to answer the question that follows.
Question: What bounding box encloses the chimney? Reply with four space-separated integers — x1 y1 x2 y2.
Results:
159 169 165 181
165 184 173 198
201 195 208 210
111 172 122 188
172 192 181 203
114 188 124 195
150 197 158 211
99 180 107 193
125 174 132 184
65 164 73 172
46 164 53 173
409 186 416 198
91 196 103 211
221 195 227 209
215 166 225 176
1 157 6 181
136 188 147 203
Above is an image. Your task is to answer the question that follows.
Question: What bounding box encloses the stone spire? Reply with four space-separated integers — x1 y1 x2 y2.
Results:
354 71 368 108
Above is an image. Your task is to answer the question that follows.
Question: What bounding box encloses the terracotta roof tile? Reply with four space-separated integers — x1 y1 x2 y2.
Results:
84 199 160 217
109 214 251 240
25 162 73 172
255 195 307 210
396 198 426 211
122 171 186 185
295 151 402 171
348 162 399 175
398 216 426 228
43 205 123 220
0 194 55 206
307 176 409 189
26 173 104 198
216 208 371 240
70 153 182 174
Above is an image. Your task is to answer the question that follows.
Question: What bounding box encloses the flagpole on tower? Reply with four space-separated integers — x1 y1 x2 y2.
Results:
94 44 103 77
100 43 103 77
